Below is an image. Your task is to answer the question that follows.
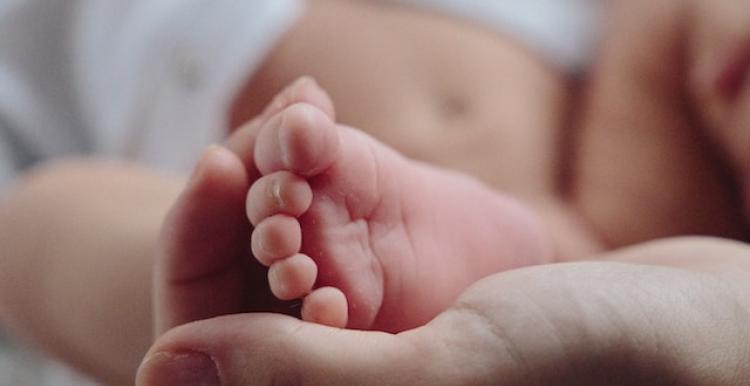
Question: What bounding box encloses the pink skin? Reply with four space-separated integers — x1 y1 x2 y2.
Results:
247 81 555 332
715 45 750 102
155 77 553 336
701 36 750 220
140 238 750 386
153 77 338 335
703 57 750 222
687 0 750 217
737 53 750 217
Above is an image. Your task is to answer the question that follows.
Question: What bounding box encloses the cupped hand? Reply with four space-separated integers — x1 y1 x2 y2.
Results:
138 237 750 386
142 78 750 385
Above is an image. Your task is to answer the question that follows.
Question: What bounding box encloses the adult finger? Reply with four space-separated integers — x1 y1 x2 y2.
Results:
154 145 256 334
156 77 338 334
136 313 458 386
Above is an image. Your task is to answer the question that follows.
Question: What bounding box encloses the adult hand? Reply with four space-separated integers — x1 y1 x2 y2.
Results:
138 77 750 385
138 235 750 385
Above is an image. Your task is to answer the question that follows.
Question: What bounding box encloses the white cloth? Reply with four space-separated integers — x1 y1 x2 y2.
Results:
391 0 604 70
0 0 302 190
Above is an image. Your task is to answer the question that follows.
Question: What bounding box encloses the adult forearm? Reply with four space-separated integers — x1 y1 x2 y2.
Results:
0 159 183 385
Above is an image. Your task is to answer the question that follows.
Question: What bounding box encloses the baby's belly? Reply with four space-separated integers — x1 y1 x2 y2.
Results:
235 0 570 198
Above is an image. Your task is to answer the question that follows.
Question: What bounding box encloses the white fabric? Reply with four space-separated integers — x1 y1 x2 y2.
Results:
0 338 98 386
390 0 604 70
0 132 13 188
0 0 302 190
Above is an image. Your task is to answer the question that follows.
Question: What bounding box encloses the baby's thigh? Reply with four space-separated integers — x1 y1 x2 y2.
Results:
573 0 748 248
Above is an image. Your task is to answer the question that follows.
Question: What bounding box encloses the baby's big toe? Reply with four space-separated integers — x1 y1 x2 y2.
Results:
254 103 340 177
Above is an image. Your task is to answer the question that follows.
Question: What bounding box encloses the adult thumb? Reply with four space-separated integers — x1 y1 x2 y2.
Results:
135 312 470 386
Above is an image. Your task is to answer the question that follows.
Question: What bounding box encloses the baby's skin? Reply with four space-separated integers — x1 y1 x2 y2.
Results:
155 0 586 334
158 0 750 337
245 79 553 331
573 0 750 247
688 0 750 212
154 77 558 337
3 1 750 384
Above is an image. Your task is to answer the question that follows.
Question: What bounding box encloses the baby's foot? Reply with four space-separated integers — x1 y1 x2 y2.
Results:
247 84 554 332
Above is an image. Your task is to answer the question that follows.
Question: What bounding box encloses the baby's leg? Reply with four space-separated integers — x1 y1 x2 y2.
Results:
573 0 748 248
246 80 555 332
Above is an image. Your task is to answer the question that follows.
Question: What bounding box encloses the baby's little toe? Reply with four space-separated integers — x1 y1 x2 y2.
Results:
302 287 348 328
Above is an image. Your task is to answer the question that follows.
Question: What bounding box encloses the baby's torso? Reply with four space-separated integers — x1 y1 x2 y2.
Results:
236 0 568 197
236 0 747 256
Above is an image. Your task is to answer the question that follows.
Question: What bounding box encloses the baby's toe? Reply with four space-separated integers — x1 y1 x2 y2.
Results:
302 287 348 328
254 103 340 177
246 171 312 226
227 77 335 173
251 215 301 266
268 254 318 301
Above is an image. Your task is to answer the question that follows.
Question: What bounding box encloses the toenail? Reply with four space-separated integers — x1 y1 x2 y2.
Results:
268 266 288 296
254 235 267 257
269 179 285 209
277 125 291 169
